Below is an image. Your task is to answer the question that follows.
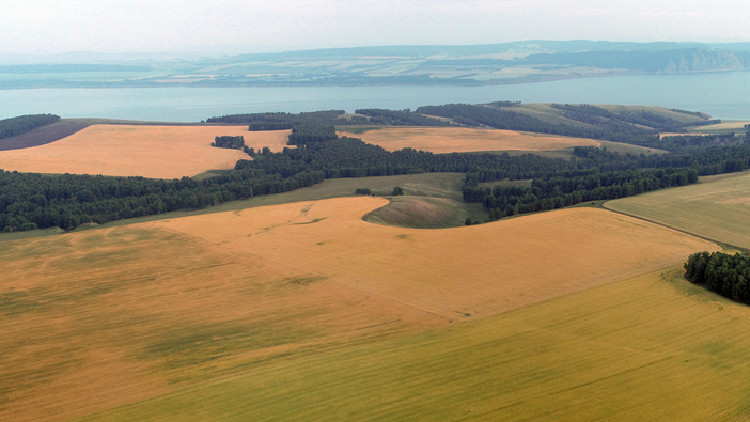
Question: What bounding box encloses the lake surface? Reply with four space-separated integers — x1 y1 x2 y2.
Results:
2 72 750 122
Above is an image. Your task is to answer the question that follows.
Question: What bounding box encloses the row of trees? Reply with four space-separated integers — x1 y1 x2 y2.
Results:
354 109 449 126
287 124 337 145
685 252 750 304
466 167 698 219
0 168 326 233
205 110 366 130
0 114 60 139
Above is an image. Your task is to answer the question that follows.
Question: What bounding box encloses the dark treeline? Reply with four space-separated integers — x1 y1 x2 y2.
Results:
648 134 741 153
0 168 325 233
0 114 61 140
685 252 750 304
469 167 697 219
236 137 571 180
205 110 366 129
572 143 750 176
287 124 338 145
467 140 750 219
354 109 450 126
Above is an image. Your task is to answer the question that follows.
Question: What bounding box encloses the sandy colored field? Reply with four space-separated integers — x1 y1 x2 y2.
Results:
687 121 750 131
0 197 718 421
606 171 750 249
0 125 291 178
337 126 601 153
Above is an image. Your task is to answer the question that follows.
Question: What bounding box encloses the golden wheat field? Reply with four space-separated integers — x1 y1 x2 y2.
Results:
0 197 720 421
337 126 601 153
0 125 291 178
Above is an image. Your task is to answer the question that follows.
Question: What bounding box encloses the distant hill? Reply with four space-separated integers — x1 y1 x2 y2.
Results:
3 41 750 88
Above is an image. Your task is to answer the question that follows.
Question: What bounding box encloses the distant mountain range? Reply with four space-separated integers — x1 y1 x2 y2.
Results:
3 41 750 88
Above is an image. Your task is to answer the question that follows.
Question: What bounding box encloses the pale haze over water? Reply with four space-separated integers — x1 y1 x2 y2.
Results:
2 72 750 122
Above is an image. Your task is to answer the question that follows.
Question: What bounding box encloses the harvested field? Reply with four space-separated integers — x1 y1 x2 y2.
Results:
337 126 600 153
0 125 290 178
606 171 750 249
0 198 720 420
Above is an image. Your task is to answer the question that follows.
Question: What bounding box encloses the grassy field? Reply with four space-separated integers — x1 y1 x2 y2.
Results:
0 199 718 421
76 269 750 422
337 126 601 154
364 196 487 228
0 125 290 178
606 170 750 249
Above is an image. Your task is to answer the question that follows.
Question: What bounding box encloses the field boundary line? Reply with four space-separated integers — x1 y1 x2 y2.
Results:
601 202 747 253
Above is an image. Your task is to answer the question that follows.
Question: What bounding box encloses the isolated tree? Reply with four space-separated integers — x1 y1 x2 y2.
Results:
392 186 404 196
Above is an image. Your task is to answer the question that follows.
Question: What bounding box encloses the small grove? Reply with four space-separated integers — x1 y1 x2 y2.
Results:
685 252 750 304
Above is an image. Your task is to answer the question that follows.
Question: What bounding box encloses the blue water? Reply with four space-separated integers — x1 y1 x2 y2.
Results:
2 72 750 122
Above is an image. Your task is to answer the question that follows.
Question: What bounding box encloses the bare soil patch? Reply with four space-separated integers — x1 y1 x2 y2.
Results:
0 120 91 151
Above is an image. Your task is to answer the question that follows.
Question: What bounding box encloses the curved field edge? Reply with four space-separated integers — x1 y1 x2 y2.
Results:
0 199 719 421
362 196 488 229
0 172 481 242
605 170 750 250
75 269 750 422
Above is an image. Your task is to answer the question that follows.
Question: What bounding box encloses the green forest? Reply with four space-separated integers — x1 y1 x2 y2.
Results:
685 252 750 304
0 114 60 139
0 104 749 234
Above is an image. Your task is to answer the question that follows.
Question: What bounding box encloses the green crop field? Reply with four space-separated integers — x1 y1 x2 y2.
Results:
76 269 750 422
606 171 750 249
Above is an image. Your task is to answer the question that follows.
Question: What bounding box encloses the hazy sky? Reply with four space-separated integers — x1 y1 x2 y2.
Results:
3 0 750 55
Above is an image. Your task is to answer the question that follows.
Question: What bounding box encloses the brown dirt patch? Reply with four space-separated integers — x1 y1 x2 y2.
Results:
0 120 90 151
0 125 291 178
338 126 600 153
